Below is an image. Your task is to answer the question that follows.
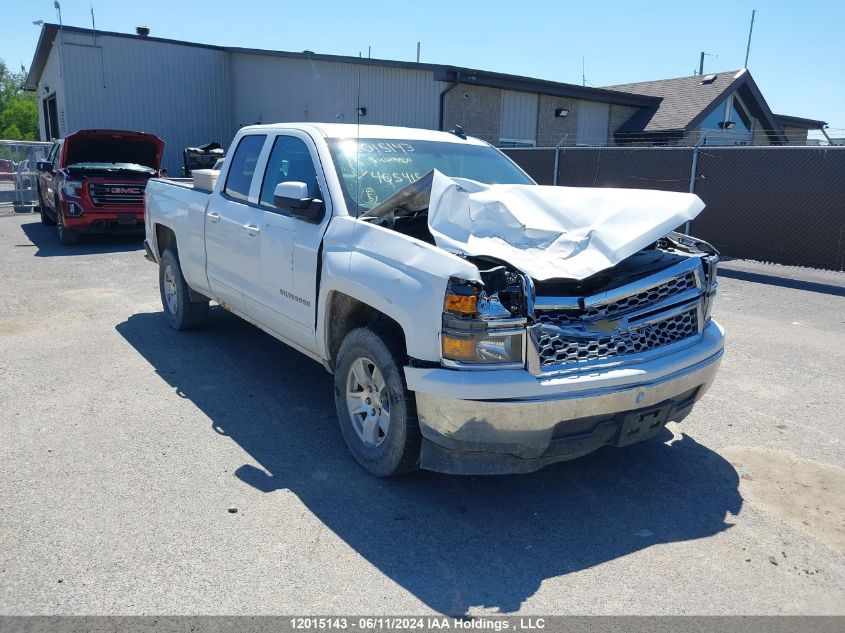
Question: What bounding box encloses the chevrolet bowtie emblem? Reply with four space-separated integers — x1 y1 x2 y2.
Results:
592 318 621 333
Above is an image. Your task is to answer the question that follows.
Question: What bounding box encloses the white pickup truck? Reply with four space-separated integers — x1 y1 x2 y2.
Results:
144 123 724 477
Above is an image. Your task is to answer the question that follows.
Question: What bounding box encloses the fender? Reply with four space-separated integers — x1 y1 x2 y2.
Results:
316 217 480 362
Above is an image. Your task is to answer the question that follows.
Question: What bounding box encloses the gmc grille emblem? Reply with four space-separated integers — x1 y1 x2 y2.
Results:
109 187 141 195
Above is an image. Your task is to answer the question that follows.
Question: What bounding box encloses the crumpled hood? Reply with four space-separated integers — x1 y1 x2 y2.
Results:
424 170 705 280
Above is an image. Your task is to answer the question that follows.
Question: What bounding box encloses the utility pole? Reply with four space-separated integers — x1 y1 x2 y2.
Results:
416 42 420 63
744 9 756 67
54 1 64 78
582 57 586 87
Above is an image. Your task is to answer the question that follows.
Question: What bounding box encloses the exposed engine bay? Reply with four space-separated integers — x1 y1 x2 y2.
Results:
361 170 718 325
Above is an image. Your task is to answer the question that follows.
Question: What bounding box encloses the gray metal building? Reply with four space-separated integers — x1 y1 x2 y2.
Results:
26 24 656 173
26 23 820 174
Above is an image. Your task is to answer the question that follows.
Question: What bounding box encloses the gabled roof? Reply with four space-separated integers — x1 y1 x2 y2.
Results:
606 69 787 143
26 23 656 107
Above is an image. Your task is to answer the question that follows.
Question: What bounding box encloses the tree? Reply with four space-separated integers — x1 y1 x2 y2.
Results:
1 96 38 140
0 60 39 140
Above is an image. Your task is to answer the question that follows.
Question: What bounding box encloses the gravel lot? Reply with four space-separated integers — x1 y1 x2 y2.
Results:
1 210 843 616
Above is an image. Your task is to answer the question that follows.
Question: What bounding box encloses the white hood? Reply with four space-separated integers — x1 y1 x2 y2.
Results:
425 170 705 280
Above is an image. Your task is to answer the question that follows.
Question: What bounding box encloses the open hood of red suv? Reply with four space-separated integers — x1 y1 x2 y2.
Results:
62 129 164 171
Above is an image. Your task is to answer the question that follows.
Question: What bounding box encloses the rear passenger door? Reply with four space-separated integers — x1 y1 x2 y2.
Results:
205 134 267 310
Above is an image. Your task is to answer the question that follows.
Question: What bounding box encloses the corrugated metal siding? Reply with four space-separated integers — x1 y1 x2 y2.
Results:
36 42 65 140
500 90 538 143
231 53 442 132
576 101 610 146
60 32 234 173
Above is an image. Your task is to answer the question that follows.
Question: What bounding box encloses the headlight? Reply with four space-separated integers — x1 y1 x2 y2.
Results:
62 181 83 198
442 321 525 365
441 278 526 367
703 255 719 323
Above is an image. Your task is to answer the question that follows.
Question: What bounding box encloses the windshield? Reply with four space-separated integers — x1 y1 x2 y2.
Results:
327 138 534 215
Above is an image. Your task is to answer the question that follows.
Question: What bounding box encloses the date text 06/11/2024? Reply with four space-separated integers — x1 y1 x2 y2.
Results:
289 617 547 631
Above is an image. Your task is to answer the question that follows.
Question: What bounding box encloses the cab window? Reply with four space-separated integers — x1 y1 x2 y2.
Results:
259 135 321 208
50 143 61 170
224 134 266 201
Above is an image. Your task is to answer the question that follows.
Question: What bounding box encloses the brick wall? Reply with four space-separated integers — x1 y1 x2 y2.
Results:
443 84 502 146
608 104 640 145
536 95 579 147
781 125 810 145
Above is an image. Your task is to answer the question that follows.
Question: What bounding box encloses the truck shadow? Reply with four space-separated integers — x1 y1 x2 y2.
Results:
116 309 742 615
19 220 143 257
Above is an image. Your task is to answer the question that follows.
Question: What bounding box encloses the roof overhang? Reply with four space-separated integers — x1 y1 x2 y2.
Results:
433 67 659 107
773 113 827 129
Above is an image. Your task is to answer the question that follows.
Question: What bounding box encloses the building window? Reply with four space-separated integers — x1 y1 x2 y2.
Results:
499 138 536 148
699 92 754 145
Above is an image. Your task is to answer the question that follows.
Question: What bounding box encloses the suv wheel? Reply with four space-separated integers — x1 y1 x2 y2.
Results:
37 187 55 226
159 248 209 330
334 326 421 477
56 211 79 245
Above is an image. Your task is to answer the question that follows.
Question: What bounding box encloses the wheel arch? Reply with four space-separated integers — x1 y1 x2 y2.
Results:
324 291 408 372
154 223 177 257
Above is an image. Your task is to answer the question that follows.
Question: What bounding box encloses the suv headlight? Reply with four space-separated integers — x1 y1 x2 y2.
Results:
62 181 83 198
441 279 526 367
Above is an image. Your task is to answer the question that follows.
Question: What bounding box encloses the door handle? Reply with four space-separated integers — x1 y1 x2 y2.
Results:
245 224 260 236
207 212 220 223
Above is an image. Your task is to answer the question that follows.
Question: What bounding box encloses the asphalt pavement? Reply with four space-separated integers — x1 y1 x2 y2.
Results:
1 211 843 615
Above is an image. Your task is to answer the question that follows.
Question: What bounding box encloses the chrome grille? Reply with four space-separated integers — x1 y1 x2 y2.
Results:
535 308 698 365
535 271 697 327
88 183 145 206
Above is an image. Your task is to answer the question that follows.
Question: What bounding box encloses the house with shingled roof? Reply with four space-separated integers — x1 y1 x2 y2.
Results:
605 69 826 146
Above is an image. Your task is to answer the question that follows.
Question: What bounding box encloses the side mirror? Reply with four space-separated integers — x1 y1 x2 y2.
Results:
273 181 324 223
36 160 52 173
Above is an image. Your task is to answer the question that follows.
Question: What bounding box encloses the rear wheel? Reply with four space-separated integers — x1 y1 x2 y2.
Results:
334 327 420 477
159 248 209 330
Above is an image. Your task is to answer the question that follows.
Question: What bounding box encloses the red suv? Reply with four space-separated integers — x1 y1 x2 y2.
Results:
36 129 164 244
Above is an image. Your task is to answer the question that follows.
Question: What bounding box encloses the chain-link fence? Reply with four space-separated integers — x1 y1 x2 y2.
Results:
504 146 845 271
0 140 52 209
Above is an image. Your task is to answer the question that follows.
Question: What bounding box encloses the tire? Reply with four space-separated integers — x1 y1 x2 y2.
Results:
56 211 79 245
159 248 209 330
37 187 55 226
334 326 421 477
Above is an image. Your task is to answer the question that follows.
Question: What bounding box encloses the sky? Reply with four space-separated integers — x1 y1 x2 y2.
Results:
1 0 843 134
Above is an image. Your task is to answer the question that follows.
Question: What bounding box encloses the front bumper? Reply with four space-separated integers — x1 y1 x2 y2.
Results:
406 320 724 475
62 204 145 234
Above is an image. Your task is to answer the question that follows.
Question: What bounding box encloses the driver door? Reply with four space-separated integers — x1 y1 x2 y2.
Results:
246 131 332 345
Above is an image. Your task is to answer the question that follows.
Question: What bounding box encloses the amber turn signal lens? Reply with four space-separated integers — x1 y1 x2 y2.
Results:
441 335 477 360
444 292 477 315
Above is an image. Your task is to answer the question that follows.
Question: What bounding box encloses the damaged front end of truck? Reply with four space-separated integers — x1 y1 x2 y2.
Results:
359 169 724 474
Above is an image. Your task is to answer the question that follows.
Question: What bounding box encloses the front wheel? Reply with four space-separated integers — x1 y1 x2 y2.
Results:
56 211 79 245
334 327 421 477
36 186 55 225
159 248 209 330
